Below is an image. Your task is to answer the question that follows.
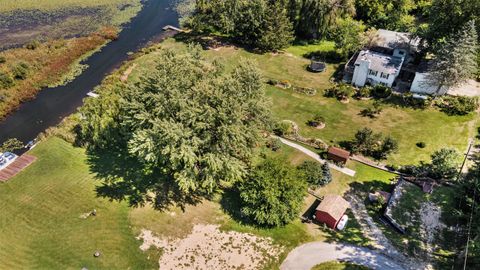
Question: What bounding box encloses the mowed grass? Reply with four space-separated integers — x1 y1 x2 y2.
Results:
312 261 370 270
152 38 477 166
0 137 155 269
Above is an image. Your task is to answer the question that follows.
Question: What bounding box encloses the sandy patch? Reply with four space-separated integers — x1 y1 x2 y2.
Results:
137 224 283 270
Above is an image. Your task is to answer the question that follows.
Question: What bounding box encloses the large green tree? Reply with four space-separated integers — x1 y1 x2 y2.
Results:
332 16 366 58
79 45 271 209
422 0 479 49
425 20 478 94
239 157 307 227
354 0 415 31
189 0 293 51
294 0 355 39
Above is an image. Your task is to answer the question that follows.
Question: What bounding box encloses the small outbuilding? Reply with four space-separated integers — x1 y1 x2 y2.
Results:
315 195 349 229
327 147 350 164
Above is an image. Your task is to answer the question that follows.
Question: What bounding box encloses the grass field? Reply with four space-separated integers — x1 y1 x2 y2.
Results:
0 133 394 269
312 261 370 270
0 137 155 269
155 37 478 166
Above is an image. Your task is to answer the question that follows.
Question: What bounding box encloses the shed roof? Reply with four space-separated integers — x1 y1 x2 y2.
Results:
328 147 350 159
316 195 349 221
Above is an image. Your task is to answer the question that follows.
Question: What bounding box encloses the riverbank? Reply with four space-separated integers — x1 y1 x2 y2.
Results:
0 28 117 120
0 0 179 145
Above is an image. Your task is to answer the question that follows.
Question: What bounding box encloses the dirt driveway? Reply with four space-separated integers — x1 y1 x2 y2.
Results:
280 242 405 270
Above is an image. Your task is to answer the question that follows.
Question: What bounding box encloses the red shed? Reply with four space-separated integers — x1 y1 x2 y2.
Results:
315 195 349 229
327 147 350 164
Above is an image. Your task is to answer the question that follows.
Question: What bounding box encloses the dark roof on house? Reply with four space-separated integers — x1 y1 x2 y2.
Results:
316 195 349 221
328 147 350 159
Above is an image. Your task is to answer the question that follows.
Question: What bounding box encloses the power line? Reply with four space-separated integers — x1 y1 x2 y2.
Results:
463 183 477 270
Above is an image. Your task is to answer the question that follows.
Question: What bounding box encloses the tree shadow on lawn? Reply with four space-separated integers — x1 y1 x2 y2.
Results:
85 145 204 211
219 186 264 227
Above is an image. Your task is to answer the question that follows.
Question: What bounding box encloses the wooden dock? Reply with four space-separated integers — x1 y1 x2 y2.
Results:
162 25 184 32
0 154 37 182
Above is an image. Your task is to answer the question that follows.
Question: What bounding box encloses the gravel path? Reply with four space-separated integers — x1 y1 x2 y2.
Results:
276 136 356 177
280 242 405 270
346 194 428 270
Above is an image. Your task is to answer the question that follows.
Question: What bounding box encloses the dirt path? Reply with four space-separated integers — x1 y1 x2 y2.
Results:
346 194 428 270
120 63 137 82
280 242 405 270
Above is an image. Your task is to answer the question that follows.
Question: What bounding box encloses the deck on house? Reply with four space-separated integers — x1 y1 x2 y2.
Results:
0 154 36 182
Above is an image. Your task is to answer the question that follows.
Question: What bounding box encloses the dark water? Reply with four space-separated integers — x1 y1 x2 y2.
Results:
0 0 179 145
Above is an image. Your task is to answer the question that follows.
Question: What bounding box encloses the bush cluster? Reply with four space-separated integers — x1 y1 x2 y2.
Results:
371 84 392 98
349 127 398 159
307 113 325 127
324 83 355 100
0 71 14 89
12 62 29 80
436 96 478 115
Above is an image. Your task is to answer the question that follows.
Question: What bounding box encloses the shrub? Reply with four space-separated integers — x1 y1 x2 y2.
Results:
12 62 29 80
350 127 398 159
356 86 372 98
0 71 14 89
371 84 392 99
25 40 40 50
266 138 282 151
404 94 431 109
293 86 317 96
360 101 383 118
416 142 426 148
307 113 325 127
273 121 294 136
0 56 6 64
325 83 355 100
0 138 24 152
437 96 478 116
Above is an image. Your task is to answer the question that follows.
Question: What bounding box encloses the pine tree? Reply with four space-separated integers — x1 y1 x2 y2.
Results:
426 20 479 94
258 1 294 51
321 162 332 185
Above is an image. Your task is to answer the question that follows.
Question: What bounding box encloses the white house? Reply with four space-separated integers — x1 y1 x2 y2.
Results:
351 49 405 87
345 29 418 88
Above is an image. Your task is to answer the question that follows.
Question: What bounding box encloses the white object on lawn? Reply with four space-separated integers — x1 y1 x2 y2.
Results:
336 214 349 230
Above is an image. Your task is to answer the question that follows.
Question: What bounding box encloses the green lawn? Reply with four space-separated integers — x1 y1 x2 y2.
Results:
134 38 477 166
0 137 155 269
0 135 396 269
312 261 370 270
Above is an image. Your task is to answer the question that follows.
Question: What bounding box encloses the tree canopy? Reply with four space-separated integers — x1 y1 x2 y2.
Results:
425 20 479 93
239 157 307 227
79 45 271 209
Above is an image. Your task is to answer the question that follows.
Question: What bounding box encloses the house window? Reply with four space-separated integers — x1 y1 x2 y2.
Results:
380 72 390 79
368 70 378 76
